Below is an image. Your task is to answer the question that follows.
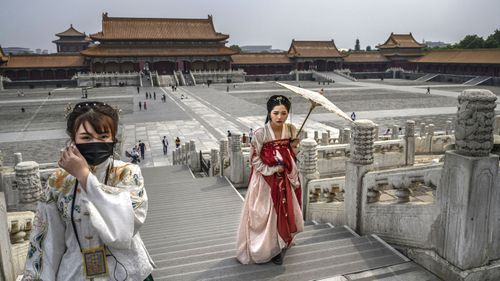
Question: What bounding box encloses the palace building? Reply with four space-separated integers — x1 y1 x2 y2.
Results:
80 13 236 74
0 14 499 86
53 25 92 53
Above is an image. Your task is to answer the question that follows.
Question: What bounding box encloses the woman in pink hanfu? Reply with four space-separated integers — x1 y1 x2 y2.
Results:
236 95 304 265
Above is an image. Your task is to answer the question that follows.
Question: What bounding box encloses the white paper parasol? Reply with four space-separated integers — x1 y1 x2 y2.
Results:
276 82 353 135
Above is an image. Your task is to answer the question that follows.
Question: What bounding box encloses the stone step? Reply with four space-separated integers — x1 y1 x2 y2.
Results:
149 226 355 264
153 236 404 281
144 223 331 248
140 165 422 280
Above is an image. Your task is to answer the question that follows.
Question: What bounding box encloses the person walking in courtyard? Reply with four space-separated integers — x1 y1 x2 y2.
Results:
138 140 146 160
144 101 147 110
162 136 169 155
139 101 142 111
351 111 356 121
236 95 303 265
175 136 181 148
154 92 156 100
249 128 254 143
145 92 148 99
241 133 247 144
22 101 154 280
227 130 232 138
426 86 431 94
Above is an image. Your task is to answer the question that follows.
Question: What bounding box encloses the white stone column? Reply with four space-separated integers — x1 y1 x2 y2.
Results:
321 132 328 145
14 153 22 166
219 139 228 177
437 89 500 270
343 128 351 144
391 125 399 139
420 122 426 137
15 161 42 212
299 139 319 219
189 140 199 171
345 120 375 233
427 124 435 154
210 149 218 176
405 120 416 166
230 133 243 185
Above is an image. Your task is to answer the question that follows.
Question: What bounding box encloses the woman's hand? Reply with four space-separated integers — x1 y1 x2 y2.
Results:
59 145 90 190
276 165 285 174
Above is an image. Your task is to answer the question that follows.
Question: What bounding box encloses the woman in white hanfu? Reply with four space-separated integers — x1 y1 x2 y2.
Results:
236 95 304 265
22 101 155 281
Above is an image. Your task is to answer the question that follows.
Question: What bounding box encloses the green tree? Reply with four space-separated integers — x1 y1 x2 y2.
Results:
229 44 242 53
484 29 500 48
456 35 485 49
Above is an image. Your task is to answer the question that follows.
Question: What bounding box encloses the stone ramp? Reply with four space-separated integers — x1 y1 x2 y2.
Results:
140 165 439 280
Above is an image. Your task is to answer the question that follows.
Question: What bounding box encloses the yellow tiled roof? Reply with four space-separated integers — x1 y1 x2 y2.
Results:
1 54 86 68
90 13 229 41
413 49 500 64
231 53 291 64
288 40 342 58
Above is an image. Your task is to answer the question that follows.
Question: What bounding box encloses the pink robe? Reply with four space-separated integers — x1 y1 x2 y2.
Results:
236 123 304 264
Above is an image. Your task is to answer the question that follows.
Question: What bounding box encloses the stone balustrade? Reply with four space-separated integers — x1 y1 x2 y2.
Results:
7 211 34 245
306 177 346 224
362 164 442 205
316 139 406 177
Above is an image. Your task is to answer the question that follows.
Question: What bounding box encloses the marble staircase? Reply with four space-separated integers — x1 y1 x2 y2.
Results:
140 165 440 280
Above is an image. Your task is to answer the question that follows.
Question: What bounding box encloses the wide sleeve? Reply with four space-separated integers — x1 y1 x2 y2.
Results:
80 163 147 249
250 128 279 176
23 180 66 280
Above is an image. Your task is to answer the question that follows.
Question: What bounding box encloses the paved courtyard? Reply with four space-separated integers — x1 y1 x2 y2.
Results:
1 78 499 167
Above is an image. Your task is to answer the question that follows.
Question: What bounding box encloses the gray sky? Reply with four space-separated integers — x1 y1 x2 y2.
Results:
1 0 499 53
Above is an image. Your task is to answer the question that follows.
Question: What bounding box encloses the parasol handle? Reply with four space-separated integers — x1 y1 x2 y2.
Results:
296 103 316 137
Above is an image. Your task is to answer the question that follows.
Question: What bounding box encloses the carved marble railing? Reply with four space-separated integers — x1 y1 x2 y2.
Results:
7 211 35 276
316 139 405 177
306 177 346 225
360 164 442 248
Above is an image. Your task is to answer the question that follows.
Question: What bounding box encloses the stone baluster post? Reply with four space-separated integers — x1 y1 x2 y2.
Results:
445 120 453 135
427 124 435 153
230 133 243 185
327 130 331 142
181 144 187 165
15 161 42 212
14 153 22 166
299 139 319 219
219 138 228 177
343 128 351 144
189 140 200 171
314 131 319 142
420 123 426 137
374 125 379 141
321 132 328 145
391 125 399 139
437 89 500 271
405 120 416 166
210 149 218 176
345 120 375 233
338 128 344 143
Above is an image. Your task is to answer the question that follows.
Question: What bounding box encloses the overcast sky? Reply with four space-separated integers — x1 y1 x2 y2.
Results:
1 0 499 53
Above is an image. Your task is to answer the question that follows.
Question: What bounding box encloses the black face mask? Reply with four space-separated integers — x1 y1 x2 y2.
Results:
75 142 114 166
